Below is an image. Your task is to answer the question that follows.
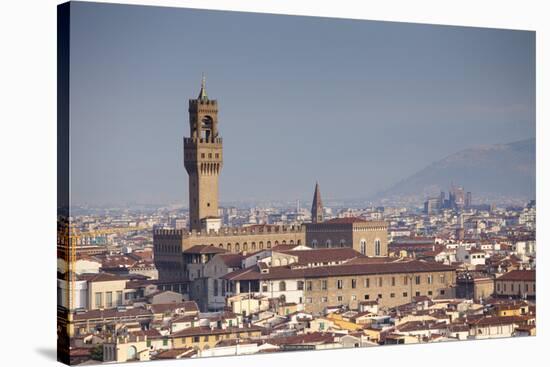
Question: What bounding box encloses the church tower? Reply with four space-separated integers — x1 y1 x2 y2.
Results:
184 75 223 231
311 182 324 223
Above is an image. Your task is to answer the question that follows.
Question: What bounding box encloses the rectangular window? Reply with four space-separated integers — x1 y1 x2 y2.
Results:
262 284 268 292
428 290 433 296
439 274 445 283
365 278 370 288
511 284 514 292
193 336 200 343
162 339 168 346
106 292 113 308
364 294 370 300
337 296 343 302
427 275 433 284
415 276 421 285
390 293 395 298
337 280 343 289
440 290 445 295
415 291 420 297
321 296 328 303
403 292 408 297
351 279 357 289
306 281 313 291
404 276 408 285
377 294 383 299
297 281 304 290
391 277 396 286
351 295 357 301
306 297 313 303
116 291 123 306
321 280 328 290
95 292 103 308
378 277 383 287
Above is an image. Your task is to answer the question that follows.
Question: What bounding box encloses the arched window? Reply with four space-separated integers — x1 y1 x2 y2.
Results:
325 239 332 248
243 243 248 251
259 241 264 249
267 241 271 249
235 243 240 252
360 239 367 255
312 239 318 247
279 281 286 291
219 243 224 248
274 241 279 246
282 240 286 245
340 239 346 247
127 346 137 361
281 258 288 266
375 239 381 256
274 259 281 266
251 242 256 250
227 243 232 252
290 240 294 244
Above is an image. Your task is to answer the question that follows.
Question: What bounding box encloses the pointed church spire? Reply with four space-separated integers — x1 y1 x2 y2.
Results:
198 73 208 100
311 182 324 224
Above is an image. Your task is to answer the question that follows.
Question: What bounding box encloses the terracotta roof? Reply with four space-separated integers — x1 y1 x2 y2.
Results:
217 253 244 268
223 260 456 281
264 332 336 345
467 315 531 326
77 272 126 282
280 248 362 265
184 245 227 255
271 244 301 252
154 348 195 359
496 270 535 282
171 326 263 338
150 301 199 314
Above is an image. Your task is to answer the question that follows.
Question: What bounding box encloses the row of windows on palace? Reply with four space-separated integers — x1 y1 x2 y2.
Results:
271 274 448 292
205 273 449 300
496 282 535 293
156 238 381 254
156 239 303 254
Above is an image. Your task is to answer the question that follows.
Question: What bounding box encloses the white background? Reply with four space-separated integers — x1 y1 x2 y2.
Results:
0 0 547 366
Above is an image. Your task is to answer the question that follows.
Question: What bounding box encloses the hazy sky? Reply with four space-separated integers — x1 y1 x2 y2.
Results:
69 2 535 207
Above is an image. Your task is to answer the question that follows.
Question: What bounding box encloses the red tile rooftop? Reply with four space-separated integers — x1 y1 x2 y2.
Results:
184 245 227 254
496 270 535 282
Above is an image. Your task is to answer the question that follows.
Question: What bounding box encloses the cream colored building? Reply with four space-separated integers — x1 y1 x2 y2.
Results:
103 334 150 363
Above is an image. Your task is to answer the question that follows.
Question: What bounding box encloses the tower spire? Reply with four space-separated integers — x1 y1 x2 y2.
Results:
198 73 208 100
311 182 324 224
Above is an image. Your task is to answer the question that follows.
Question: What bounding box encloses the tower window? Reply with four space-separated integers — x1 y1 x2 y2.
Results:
208 153 212 158
201 153 205 158
215 153 219 158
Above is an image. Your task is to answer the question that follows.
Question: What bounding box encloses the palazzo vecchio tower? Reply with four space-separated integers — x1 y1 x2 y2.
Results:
183 76 223 231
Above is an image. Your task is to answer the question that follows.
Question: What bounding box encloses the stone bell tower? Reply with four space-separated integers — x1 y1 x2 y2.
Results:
184 75 223 231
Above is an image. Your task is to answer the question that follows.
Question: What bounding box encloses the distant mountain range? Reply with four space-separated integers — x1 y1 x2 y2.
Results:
376 138 535 203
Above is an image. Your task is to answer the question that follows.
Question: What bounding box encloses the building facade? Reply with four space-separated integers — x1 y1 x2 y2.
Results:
305 218 388 257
